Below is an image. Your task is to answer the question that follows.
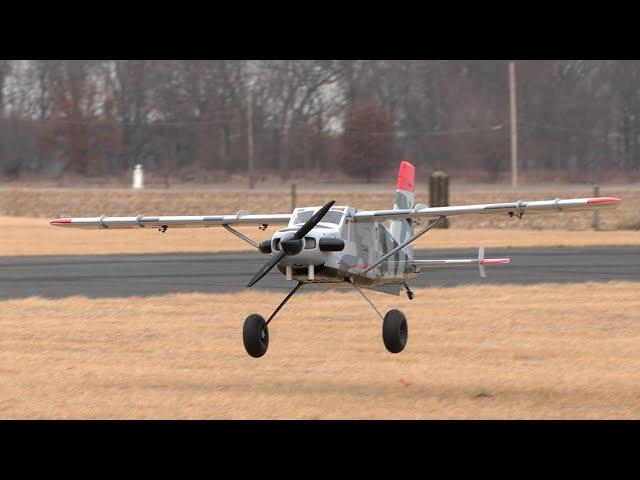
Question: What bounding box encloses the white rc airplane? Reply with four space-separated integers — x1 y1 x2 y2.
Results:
50 162 621 358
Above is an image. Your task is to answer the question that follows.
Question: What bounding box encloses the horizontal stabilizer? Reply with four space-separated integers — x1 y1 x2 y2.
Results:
386 248 510 278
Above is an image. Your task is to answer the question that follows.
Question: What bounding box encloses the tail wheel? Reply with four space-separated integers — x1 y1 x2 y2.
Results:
243 314 269 358
382 309 408 353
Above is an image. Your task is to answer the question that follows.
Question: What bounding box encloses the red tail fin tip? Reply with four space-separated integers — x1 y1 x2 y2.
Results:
396 161 415 192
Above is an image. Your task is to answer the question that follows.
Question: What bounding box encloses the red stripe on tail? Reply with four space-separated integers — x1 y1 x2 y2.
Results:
480 258 510 265
396 161 415 192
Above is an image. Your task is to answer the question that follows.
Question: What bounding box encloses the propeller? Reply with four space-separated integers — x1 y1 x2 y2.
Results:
246 200 335 287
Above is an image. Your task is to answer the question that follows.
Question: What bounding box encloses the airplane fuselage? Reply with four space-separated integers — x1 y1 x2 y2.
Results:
270 206 417 288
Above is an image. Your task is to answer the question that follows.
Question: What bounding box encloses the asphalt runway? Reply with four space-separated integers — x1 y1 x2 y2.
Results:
1 247 639 300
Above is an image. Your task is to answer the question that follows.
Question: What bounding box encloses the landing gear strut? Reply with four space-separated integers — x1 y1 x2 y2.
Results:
403 282 414 300
347 277 409 354
242 282 303 358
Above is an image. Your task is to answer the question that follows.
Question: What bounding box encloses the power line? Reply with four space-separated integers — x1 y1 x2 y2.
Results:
15 115 619 141
509 60 518 188
12 116 507 138
518 120 617 138
346 124 504 137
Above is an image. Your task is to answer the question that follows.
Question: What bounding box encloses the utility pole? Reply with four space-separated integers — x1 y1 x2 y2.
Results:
247 85 255 189
509 61 518 188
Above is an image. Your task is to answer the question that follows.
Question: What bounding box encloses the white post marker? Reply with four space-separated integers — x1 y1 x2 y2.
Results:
133 164 144 189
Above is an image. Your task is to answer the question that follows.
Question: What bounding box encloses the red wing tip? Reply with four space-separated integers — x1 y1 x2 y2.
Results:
480 258 510 265
587 196 621 204
50 218 72 225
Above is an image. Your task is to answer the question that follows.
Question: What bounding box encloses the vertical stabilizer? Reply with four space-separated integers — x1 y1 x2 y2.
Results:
390 161 415 257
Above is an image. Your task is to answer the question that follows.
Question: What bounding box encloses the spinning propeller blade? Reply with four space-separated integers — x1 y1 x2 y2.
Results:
247 250 287 287
246 200 335 287
292 200 335 239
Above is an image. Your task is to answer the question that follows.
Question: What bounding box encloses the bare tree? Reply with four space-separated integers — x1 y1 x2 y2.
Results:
341 99 394 182
0 60 11 116
3 60 640 183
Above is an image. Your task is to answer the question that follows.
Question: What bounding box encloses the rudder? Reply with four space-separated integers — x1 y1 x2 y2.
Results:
390 161 415 256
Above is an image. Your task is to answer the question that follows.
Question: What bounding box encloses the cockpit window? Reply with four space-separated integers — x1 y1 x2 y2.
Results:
293 209 344 225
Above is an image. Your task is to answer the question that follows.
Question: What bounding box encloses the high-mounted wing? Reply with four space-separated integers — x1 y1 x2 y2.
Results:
352 196 621 223
49 212 291 229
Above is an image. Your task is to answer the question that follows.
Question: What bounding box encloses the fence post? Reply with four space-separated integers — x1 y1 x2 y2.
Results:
429 170 449 228
592 185 600 231
291 183 297 211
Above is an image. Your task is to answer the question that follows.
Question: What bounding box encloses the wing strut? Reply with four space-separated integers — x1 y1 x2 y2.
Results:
222 225 260 249
359 216 446 275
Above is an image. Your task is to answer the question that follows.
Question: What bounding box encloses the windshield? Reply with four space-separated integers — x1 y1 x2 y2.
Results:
293 209 343 225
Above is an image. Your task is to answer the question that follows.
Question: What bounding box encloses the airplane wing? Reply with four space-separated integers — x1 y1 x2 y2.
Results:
352 196 621 223
49 212 292 229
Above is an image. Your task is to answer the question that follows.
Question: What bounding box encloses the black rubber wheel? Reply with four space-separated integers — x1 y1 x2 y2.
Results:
382 309 408 353
243 314 269 358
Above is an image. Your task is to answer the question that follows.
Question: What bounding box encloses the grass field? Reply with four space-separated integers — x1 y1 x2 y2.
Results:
1 282 638 419
2 216 640 256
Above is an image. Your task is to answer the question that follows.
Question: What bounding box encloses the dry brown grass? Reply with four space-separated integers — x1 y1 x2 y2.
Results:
3 216 640 256
1 282 638 419
1 186 638 230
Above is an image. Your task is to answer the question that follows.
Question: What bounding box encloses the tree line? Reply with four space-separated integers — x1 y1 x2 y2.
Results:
0 60 639 183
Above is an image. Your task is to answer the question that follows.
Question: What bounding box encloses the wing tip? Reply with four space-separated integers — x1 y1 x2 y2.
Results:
587 196 621 204
50 218 72 226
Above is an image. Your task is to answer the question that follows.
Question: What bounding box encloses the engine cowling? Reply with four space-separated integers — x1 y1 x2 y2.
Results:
258 240 272 254
280 237 304 255
318 238 344 252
